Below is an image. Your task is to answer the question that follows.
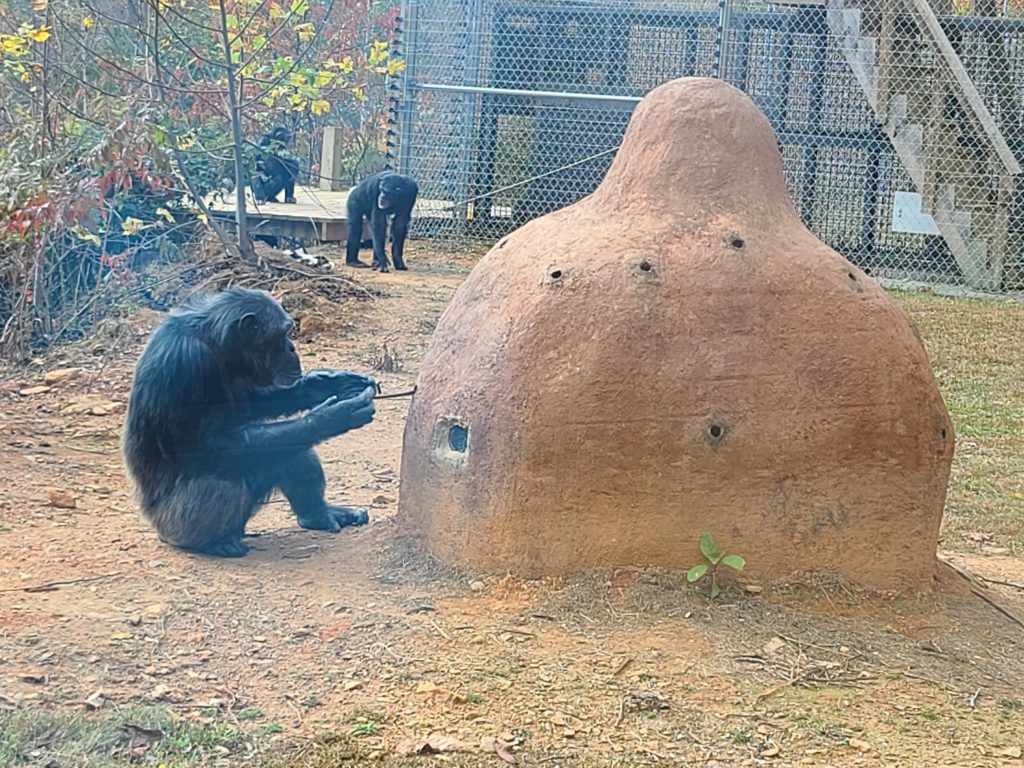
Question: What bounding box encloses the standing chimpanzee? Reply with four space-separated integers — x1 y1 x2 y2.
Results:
251 126 299 204
345 170 419 272
121 287 377 558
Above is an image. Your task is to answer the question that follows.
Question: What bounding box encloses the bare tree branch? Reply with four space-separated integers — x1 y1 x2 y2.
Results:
148 1 247 261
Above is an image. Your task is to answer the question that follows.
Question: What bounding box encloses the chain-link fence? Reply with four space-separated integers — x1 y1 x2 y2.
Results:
388 0 1024 293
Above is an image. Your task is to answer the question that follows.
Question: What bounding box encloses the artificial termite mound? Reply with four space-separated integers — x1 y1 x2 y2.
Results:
397 77 954 590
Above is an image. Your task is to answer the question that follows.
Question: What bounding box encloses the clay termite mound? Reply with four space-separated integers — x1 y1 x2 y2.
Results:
397 77 954 591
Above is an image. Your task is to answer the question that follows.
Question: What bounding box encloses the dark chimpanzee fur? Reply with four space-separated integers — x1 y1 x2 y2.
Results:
251 126 299 204
345 170 419 272
121 287 376 558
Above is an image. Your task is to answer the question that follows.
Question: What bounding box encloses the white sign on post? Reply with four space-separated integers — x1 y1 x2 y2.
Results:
891 191 940 235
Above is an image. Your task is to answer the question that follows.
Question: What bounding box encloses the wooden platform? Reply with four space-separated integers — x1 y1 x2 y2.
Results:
205 186 455 244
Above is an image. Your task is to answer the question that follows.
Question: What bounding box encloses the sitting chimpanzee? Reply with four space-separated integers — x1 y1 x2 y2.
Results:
345 170 419 272
251 126 299 204
121 287 376 558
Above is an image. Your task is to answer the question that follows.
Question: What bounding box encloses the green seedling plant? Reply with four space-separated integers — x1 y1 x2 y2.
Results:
687 532 746 598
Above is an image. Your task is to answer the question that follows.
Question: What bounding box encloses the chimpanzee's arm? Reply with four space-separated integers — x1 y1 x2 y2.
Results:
370 206 390 269
247 371 376 420
390 210 413 270
258 158 287 203
204 386 376 471
282 158 298 203
345 180 373 265
389 180 417 270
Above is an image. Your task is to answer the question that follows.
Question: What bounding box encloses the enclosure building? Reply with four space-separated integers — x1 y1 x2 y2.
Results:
388 0 1024 293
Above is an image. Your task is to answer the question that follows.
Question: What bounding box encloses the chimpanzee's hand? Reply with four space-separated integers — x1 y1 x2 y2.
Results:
305 386 376 439
303 370 377 404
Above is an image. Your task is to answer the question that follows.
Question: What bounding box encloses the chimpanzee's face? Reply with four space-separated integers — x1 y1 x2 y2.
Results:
236 304 301 387
270 127 293 146
266 321 302 387
377 175 409 210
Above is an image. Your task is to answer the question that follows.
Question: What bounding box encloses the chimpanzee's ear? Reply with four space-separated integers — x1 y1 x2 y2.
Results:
238 312 260 339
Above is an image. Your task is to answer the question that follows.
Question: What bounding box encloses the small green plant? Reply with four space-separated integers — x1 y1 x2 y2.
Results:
351 721 379 737
999 699 1023 720
686 532 746 598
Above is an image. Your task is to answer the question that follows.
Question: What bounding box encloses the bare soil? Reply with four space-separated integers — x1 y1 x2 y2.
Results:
1 240 1023 768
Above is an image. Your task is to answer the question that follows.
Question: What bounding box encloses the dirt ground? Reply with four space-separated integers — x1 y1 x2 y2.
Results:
1 241 1023 768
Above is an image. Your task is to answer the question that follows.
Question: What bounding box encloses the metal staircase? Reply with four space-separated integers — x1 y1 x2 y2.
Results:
826 0 1021 290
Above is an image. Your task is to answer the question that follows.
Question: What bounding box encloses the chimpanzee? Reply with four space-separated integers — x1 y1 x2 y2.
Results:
121 287 377 558
345 170 419 272
251 126 299 204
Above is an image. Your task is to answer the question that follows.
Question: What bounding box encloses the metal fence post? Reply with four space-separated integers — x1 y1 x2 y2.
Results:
456 0 485 228
397 0 420 177
717 0 736 81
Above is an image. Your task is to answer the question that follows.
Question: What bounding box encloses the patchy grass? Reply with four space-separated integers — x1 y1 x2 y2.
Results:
0 707 253 767
892 290 1024 554
0 708 719 768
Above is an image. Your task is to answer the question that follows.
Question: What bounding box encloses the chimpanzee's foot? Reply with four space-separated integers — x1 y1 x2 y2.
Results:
297 505 369 533
175 537 250 558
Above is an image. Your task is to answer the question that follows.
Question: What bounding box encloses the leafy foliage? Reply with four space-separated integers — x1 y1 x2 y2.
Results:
0 0 402 355
686 532 746 599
